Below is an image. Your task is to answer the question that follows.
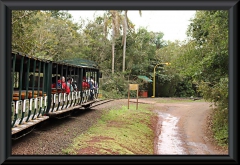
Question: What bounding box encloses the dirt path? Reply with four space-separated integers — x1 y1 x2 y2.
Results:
130 98 228 155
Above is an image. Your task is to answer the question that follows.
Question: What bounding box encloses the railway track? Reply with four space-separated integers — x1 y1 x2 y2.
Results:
12 99 114 140
87 99 114 108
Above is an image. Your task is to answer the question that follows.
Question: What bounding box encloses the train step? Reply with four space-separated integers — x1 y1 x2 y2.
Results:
12 116 49 135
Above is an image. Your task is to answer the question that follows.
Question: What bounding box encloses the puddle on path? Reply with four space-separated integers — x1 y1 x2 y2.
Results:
155 111 214 155
155 112 187 155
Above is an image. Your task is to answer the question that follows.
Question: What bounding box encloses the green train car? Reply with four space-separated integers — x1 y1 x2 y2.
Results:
11 51 101 136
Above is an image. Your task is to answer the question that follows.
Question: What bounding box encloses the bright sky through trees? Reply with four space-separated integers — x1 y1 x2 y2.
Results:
67 10 196 42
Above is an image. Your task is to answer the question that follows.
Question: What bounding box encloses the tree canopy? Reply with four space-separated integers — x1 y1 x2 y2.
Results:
12 10 229 145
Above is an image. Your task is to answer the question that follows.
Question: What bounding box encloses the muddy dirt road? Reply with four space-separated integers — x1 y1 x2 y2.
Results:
133 98 228 155
152 102 228 155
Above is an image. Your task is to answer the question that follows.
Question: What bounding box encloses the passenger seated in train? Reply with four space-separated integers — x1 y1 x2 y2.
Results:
91 77 98 99
51 76 65 93
54 76 70 94
72 79 78 91
51 76 60 88
57 76 62 89
82 77 90 90
67 77 74 93
61 76 70 94
88 76 95 100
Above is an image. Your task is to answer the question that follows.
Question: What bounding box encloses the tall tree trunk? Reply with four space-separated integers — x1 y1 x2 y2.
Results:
122 10 128 72
122 10 141 72
111 42 115 74
111 21 115 74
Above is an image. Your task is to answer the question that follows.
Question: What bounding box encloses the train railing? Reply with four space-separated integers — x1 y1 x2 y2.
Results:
11 92 48 127
11 89 97 128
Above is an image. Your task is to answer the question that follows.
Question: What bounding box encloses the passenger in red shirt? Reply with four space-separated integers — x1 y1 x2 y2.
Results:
61 76 70 94
55 76 70 94
51 76 59 88
82 77 90 90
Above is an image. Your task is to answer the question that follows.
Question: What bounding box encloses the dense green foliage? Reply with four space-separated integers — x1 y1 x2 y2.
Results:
12 10 228 146
185 11 228 145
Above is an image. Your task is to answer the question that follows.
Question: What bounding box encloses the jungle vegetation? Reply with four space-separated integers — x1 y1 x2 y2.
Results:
12 10 229 146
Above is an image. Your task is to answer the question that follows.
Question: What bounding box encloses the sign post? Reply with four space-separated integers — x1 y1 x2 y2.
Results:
128 84 139 110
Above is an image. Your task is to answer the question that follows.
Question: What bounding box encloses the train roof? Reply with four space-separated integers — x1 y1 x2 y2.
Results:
61 58 98 68
12 51 98 69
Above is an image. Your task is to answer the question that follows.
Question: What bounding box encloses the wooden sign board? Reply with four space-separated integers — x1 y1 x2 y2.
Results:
129 84 139 90
128 84 139 110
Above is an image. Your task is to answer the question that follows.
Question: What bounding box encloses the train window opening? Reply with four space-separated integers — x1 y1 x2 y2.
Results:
28 73 45 89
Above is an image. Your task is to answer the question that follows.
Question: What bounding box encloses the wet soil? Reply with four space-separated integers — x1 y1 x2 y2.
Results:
142 98 228 155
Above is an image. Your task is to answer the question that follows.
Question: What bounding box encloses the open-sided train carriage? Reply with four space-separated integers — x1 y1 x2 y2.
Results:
11 51 101 136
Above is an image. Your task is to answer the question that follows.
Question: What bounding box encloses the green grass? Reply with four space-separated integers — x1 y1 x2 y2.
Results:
212 107 228 147
62 104 155 155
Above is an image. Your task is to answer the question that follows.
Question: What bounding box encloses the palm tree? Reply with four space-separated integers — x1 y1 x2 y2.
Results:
122 10 142 72
105 10 122 74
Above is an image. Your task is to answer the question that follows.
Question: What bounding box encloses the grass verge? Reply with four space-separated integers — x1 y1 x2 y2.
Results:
62 104 155 155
